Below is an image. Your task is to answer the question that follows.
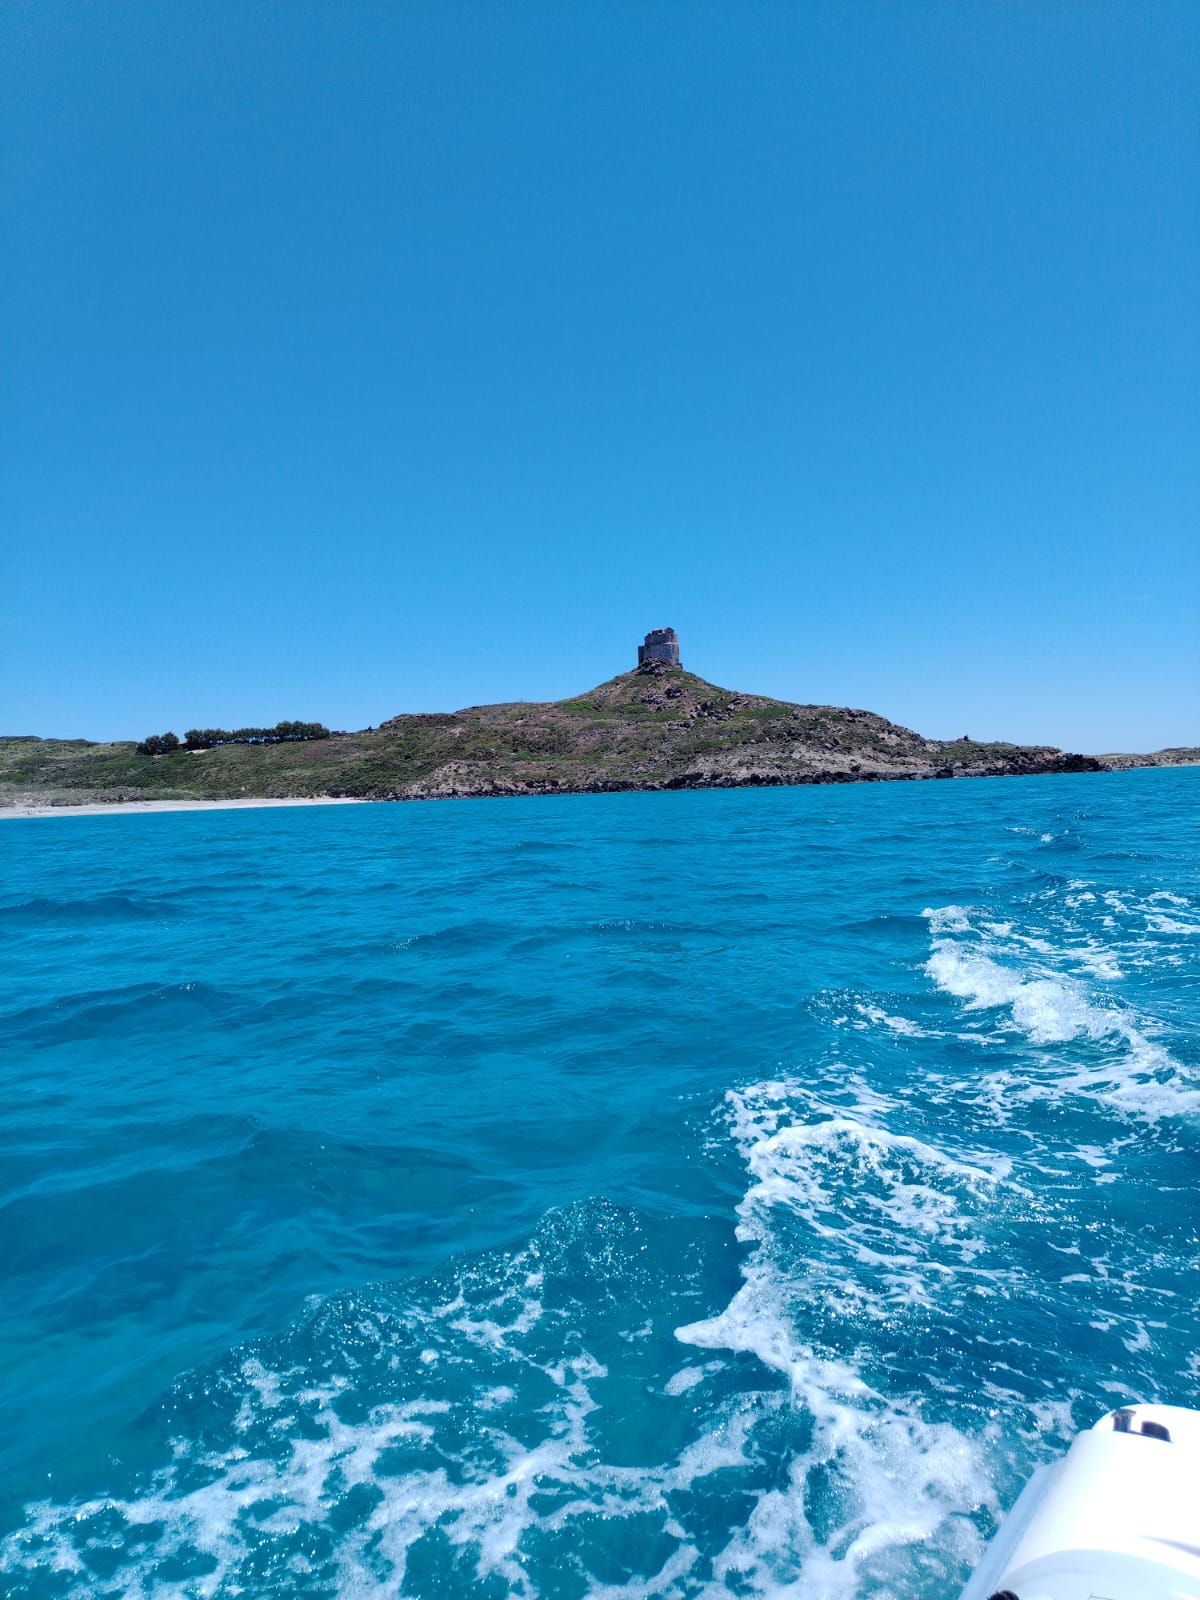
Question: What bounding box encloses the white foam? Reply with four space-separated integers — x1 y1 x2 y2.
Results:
1069 944 1124 981
857 1002 936 1038
675 1082 1000 1596
1070 1146 1112 1170
5 1168 1002 1600
677 1280 988 1596
923 904 1200 1122
923 904 973 935
9 1343 723 1599
1147 914 1200 935
663 1362 723 1396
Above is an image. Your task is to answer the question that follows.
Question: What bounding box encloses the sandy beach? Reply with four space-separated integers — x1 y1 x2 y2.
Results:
0 796 373 820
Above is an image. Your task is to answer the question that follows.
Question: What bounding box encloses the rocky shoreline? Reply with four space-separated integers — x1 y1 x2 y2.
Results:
390 751 1101 802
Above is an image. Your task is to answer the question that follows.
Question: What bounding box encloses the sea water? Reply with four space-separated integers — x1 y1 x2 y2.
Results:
1 768 1197 1599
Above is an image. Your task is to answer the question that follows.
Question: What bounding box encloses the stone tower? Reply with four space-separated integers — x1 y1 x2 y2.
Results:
637 627 680 667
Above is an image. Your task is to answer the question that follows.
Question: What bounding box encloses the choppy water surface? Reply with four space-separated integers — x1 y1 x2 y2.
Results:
2 769 1197 1599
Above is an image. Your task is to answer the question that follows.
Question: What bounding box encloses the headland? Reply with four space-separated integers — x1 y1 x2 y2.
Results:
4 627 1149 812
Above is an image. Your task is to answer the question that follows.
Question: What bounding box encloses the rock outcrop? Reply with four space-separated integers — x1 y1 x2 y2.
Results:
1094 748 1200 771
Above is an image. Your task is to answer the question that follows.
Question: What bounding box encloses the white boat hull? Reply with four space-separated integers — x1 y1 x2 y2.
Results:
960 1404 1200 1600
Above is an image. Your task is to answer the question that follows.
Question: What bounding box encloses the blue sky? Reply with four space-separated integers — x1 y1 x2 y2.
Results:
3 2 1196 751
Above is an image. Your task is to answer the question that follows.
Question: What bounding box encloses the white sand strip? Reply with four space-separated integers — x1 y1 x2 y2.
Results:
0 797 374 820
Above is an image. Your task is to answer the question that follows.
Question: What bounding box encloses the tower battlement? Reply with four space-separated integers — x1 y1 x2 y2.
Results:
637 627 680 667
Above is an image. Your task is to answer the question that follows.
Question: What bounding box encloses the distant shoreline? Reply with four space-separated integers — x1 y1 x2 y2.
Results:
0 796 372 820
3 761 1199 820
3 663 1195 814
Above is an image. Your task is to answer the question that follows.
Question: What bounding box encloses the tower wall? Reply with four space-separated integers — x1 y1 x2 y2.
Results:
637 628 680 667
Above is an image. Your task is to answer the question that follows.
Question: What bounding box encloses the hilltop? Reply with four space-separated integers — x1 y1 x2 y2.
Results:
0 661 1104 810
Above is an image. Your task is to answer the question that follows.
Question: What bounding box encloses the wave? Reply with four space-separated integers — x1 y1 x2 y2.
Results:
676 1080 1013 1597
922 904 1200 1123
1 980 238 1044
0 1184 1003 1600
0 894 186 925
674 1062 1200 1594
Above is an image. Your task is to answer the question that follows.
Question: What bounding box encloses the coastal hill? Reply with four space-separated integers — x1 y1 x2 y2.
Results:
1094 747 1200 771
0 655 1110 809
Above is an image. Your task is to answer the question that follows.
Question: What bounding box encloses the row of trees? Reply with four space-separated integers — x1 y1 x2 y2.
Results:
137 732 182 755
184 721 331 748
137 721 330 755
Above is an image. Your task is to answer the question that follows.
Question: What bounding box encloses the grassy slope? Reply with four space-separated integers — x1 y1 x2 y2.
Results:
0 728 453 805
0 666 1101 808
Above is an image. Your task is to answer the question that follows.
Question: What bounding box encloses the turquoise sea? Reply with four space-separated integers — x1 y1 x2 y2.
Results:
2 769 1198 1599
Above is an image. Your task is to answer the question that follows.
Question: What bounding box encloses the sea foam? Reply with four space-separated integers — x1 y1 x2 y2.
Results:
923 902 1200 1122
676 1080 1006 1596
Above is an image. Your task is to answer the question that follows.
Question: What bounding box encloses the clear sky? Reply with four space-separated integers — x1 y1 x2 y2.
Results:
2 2 1196 751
